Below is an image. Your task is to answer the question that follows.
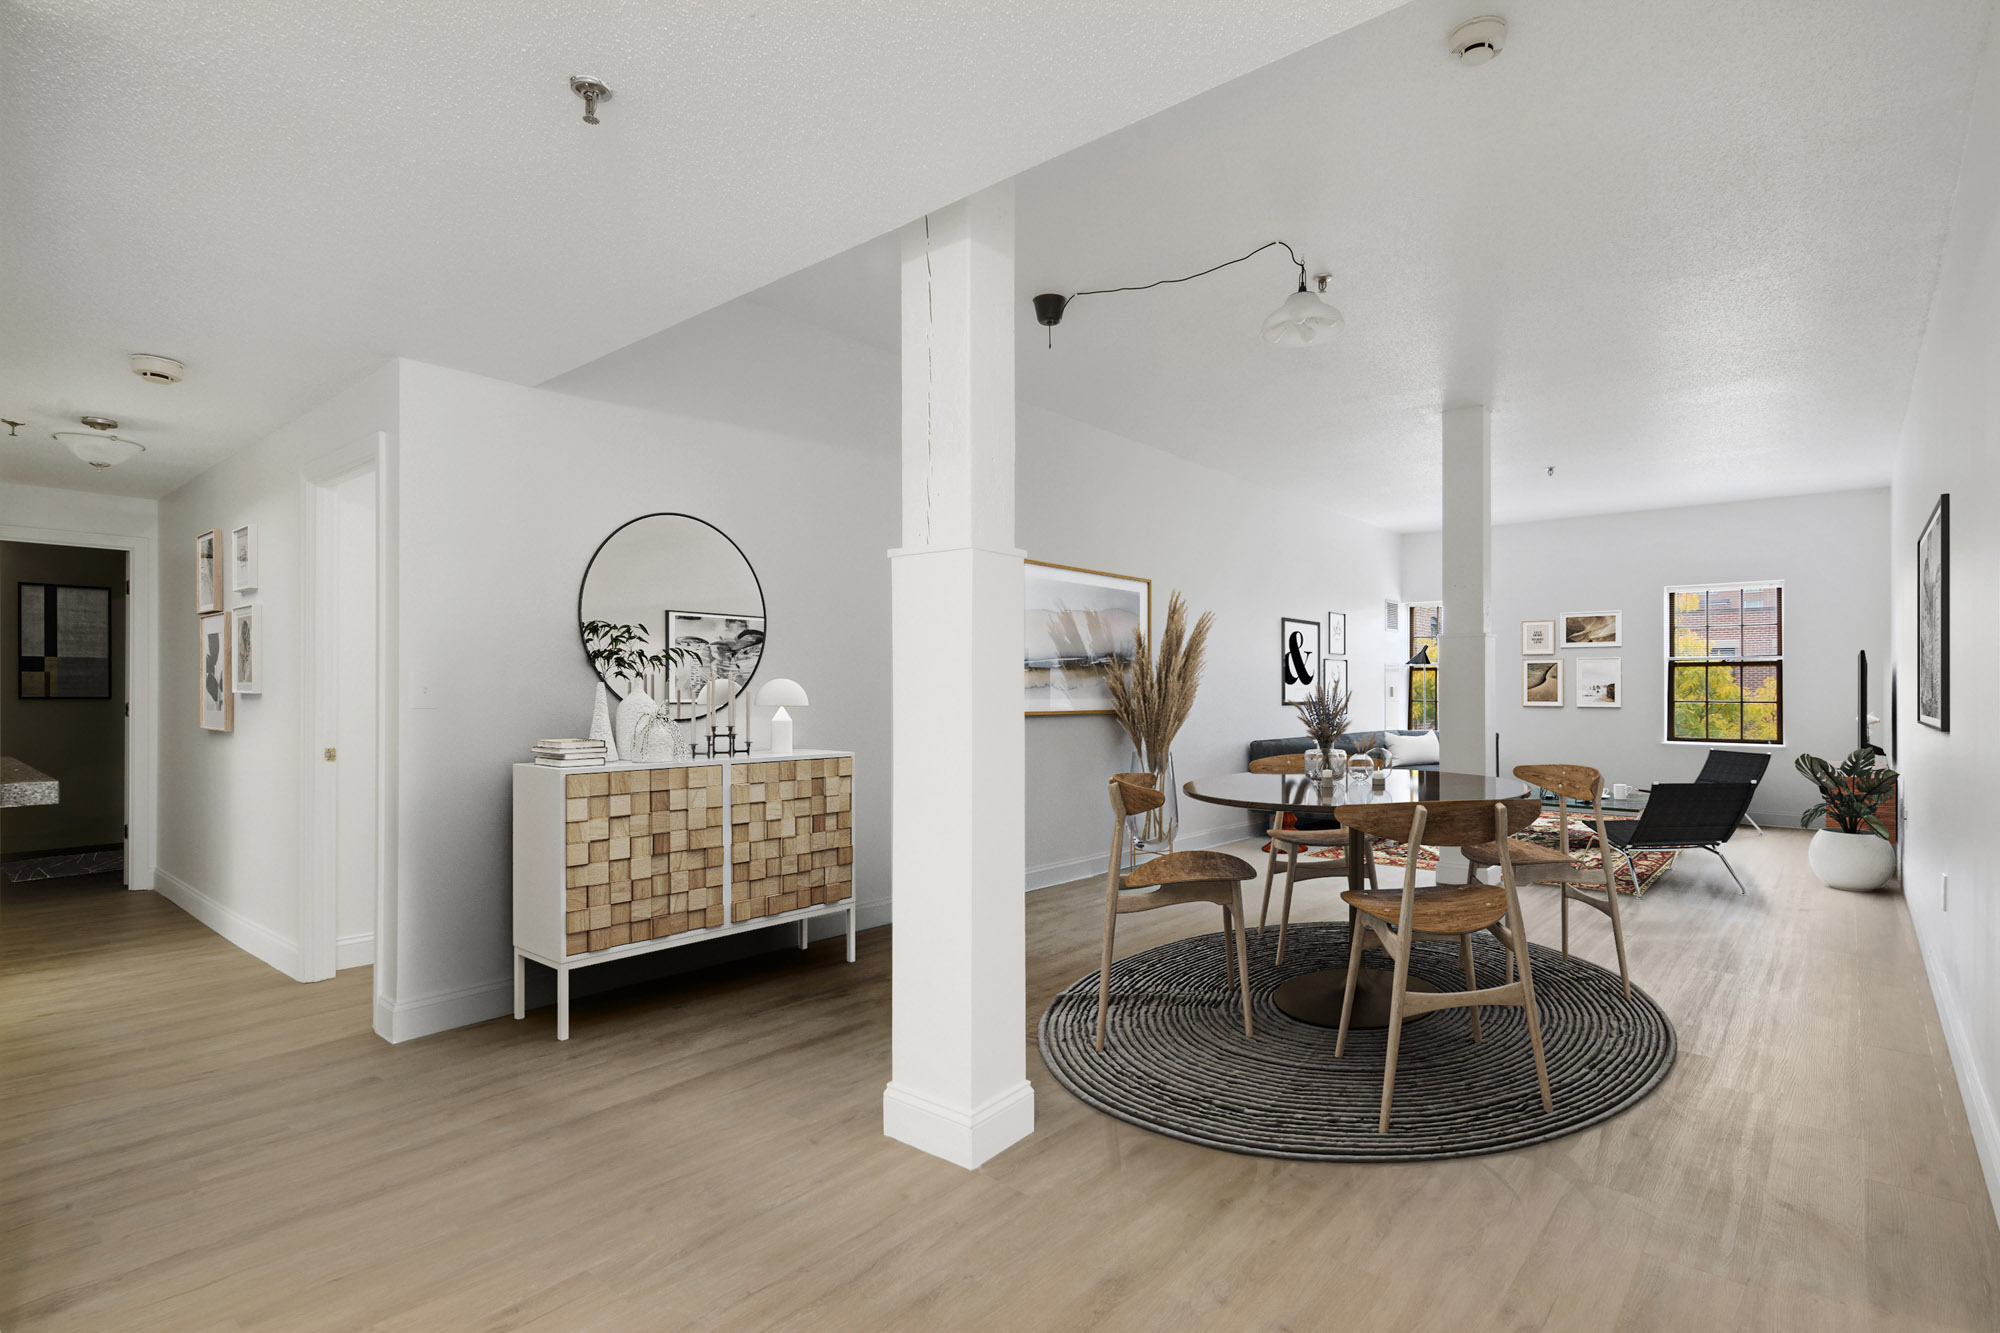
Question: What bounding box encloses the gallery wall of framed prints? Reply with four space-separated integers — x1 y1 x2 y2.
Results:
197 518 264 730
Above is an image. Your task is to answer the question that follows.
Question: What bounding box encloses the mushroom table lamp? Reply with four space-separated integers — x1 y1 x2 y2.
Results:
757 678 809 752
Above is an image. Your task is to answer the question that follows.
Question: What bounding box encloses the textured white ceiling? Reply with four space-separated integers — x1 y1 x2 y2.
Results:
0 0 1404 497
740 0 1997 530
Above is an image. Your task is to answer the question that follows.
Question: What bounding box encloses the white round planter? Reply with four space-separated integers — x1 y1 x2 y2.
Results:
1807 829 1896 891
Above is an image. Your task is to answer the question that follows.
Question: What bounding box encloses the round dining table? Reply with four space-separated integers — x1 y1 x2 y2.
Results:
1180 767 1533 1029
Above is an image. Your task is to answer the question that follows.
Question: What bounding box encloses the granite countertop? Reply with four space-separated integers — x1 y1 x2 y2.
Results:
0 757 59 809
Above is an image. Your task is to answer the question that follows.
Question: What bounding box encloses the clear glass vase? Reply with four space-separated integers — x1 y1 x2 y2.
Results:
1125 748 1178 860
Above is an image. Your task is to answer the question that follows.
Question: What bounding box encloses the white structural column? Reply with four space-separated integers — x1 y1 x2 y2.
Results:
1438 405 1495 781
881 184 1034 1169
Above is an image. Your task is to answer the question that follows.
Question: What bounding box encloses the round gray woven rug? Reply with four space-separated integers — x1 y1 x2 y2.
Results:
1038 919 1675 1161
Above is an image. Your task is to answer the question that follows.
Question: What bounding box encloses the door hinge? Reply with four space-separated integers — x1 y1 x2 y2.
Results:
124 703 130 717
324 748 337 762
123 824 129 838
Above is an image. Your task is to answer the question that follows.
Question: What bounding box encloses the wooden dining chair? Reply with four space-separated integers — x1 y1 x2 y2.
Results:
1333 796 1553 1132
1097 774 1257 1050
1247 753 1378 962
1467 764 1631 995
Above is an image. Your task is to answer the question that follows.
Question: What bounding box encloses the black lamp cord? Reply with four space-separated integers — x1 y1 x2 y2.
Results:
1069 239 1306 303
1044 240 1308 346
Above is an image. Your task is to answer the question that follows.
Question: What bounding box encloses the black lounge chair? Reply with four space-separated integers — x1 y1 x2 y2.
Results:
1694 748 1772 834
1599 781 1757 894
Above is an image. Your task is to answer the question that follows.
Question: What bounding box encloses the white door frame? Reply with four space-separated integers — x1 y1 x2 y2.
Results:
0 521 157 892
298 434 390 983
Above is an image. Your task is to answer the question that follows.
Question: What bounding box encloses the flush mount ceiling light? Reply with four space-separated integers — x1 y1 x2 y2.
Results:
1450 15 1507 65
55 416 145 469
1032 240 1343 349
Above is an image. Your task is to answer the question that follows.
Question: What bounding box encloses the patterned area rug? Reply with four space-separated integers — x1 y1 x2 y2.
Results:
1040 921 1676 1162
1292 813 1679 896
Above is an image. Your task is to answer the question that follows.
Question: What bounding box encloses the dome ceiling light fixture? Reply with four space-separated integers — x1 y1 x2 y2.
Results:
55 416 146 469
1032 239 1342 349
1450 15 1507 66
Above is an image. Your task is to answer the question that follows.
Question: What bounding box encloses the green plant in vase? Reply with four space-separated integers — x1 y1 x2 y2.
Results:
1796 747 1899 890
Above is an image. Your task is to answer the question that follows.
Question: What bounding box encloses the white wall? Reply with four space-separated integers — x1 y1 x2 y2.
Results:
1400 489 1891 827
386 357 899 1038
154 363 398 980
1891 25 2000 1218
334 469 378 965
0 482 160 892
1018 406 1402 886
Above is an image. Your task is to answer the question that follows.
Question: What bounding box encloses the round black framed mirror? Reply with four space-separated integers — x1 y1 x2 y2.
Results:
577 513 766 719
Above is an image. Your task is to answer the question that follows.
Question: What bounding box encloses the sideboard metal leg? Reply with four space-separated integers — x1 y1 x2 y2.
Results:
799 919 810 950
513 950 525 1020
556 967 571 1041
846 904 857 962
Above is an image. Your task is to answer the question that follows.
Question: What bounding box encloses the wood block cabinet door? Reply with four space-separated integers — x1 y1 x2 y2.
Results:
564 765 726 955
731 757 855 921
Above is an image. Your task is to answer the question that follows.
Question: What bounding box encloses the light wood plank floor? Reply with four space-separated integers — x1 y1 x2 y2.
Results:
3 830 1996 1331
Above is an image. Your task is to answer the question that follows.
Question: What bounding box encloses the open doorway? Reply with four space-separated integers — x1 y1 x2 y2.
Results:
1 541 127 885
302 457 380 981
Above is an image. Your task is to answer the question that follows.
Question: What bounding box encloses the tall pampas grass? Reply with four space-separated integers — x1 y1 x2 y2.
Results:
1107 592 1213 843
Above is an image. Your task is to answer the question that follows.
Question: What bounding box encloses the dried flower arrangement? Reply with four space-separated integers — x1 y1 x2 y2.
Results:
1106 591 1214 847
1292 677 1353 757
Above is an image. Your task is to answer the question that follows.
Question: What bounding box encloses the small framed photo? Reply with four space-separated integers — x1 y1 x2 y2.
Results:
199 611 233 731
1561 611 1621 648
229 523 258 593
1325 612 1346 657
1577 656 1622 708
195 529 221 614
230 606 261 695
1522 619 1555 654
1281 616 1320 704
1321 656 1349 700
1523 658 1562 707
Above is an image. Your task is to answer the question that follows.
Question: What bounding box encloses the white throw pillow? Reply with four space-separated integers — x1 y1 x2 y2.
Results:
1384 730 1441 768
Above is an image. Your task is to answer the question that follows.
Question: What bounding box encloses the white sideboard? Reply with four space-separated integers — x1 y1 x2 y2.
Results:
512 749 855 1038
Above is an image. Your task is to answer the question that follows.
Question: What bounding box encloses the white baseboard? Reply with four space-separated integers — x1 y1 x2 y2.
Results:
1911 915 2000 1229
882 1078 1035 1169
1026 822 1252 892
374 977 514 1044
153 868 303 981
335 932 374 970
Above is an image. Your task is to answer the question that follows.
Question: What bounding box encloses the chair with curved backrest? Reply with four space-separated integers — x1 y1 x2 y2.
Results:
1247 753 1379 962
1466 763 1631 995
1334 796 1553 1133
1097 774 1258 1050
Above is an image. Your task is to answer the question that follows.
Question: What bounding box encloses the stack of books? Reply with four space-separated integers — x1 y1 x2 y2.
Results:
533 739 607 769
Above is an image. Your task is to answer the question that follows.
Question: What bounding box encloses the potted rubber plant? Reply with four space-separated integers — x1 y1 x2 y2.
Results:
1796 747 1899 891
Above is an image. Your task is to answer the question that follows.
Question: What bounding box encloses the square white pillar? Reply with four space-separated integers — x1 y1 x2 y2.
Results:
1438 405 1495 882
882 185 1034 1169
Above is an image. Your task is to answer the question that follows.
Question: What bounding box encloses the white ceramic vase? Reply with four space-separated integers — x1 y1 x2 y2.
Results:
589 683 617 761
633 706 681 762
615 687 655 760
1807 828 1896 891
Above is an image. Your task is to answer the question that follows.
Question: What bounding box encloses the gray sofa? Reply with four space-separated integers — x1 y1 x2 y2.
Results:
1246 731 1440 831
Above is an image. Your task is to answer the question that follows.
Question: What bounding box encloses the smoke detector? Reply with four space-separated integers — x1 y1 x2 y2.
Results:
130 353 185 384
1450 16 1507 65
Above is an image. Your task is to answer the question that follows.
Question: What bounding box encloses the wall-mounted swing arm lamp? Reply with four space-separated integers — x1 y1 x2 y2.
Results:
1032 239 1343 348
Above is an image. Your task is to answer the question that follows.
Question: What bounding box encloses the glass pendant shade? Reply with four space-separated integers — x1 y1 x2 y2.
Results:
1261 288 1344 347
53 432 146 469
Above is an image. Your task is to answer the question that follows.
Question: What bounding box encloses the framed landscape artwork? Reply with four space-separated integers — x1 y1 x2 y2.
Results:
1561 610 1621 648
230 606 261 695
1321 656 1349 701
1577 657 1622 708
1023 560 1150 716
17 582 113 699
195 529 220 614
198 611 233 731
1281 617 1320 704
229 523 258 593
1918 493 1949 730
1523 658 1561 707
1522 619 1554 654
1325 612 1346 657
